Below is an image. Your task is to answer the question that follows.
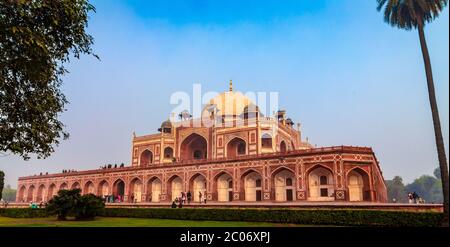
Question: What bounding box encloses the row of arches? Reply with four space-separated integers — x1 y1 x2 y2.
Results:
139 134 293 165
18 166 371 203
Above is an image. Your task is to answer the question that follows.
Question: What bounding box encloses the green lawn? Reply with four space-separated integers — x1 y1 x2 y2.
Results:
0 216 304 227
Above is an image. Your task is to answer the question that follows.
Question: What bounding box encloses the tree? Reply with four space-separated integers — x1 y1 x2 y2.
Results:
46 189 104 220
434 167 441 179
46 189 81 220
1 184 16 202
377 0 449 225
0 170 4 200
386 176 407 203
406 175 443 203
73 194 105 220
0 0 97 160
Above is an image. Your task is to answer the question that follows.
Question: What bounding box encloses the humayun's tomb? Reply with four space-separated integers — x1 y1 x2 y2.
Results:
16 82 387 204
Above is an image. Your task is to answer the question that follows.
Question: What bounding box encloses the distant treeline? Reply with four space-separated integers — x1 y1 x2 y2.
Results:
385 167 443 203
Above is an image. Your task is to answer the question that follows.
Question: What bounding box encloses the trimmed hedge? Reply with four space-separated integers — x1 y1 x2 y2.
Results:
0 207 443 227
100 208 443 227
0 208 50 218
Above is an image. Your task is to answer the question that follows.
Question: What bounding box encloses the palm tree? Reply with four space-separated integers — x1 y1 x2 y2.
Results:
377 0 448 226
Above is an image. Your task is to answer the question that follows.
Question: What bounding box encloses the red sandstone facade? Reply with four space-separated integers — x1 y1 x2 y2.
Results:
16 87 388 204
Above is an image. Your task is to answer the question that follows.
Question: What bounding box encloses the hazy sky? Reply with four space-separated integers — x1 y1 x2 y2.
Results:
1 0 448 188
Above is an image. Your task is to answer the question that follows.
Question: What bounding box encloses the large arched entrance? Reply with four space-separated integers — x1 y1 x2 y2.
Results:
47 184 57 200
308 166 335 201
242 170 262 202
216 173 233 202
129 178 143 202
190 174 207 202
168 176 183 201
27 185 35 202
147 177 162 202
226 137 246 158
36 185 46 202
98 180 109 196
347 168 371 201
140 150 153 166
180 133 207 160
113 179 125 202
84 181 95 195
273 168 295 202
18 186 26 202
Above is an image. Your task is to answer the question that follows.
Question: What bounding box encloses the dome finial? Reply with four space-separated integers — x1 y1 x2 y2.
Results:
229 79 233 92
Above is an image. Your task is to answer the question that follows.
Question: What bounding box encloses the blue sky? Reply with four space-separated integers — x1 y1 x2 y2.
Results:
0 0 448 187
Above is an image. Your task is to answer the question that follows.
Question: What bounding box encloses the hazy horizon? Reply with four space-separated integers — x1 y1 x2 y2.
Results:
0 0 449 188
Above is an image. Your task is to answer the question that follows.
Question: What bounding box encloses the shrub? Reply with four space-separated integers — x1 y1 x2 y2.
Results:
99 208 443 227
73 194 105 220
45 189 105 220
46 189 81 220
0 208 49 218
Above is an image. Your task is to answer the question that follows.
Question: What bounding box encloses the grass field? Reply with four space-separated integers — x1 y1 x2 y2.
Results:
0 216 306 227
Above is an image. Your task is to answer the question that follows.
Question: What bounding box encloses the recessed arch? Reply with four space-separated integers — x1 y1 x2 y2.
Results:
147 176 162 202
84 181 95 195
17 185 26 202
271 168 295 202
26 185 35 202
180 133 208 160
261 133 273 149
307 165 335 201
347 167 371 201
59 182 68 191
140 149 153 166
47 183 57 200
167 175 183 201
214 172 233 202
36 184 46 202
189 173 207 202
240 169 263 202
163 147 174 162
71 182 80 190
112 178 125 201
226 137 247 158
98 180 110 196
129 177 143 202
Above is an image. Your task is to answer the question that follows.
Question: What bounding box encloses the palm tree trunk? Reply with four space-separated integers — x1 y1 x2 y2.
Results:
417 22 449 226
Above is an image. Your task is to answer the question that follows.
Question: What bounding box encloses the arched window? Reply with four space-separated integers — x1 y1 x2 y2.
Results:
228 180 233 189
319 175 328 185
164 147 173 160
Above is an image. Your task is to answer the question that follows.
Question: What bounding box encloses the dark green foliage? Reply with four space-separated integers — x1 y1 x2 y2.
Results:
0 171 4 200
0 207 443 226
45 189 104 220
73 193 105 220
377 0 447 29
406 175 443 203
0 208 49 218
0 0 97 160
386 176 407 203
99 208 443 227
0 184 16 202
46 189 81 220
